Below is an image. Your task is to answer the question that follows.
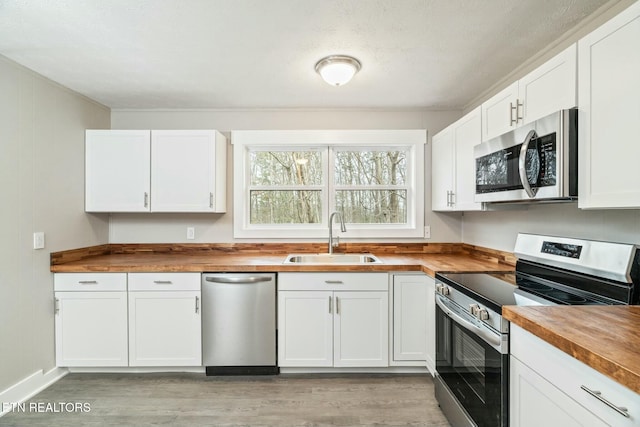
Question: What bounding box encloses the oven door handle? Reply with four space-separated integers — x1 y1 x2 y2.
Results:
518 129 539 199
435 295 502 350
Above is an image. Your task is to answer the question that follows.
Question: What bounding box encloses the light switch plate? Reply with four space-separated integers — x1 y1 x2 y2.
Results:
33 232 45 249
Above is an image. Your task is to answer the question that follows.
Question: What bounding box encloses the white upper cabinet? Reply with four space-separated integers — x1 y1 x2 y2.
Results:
85 129 227 213
578 2 640 209
482 44 577 141
85 130 151 212
151 130 226 212
431 127 454 211
432 106 483 211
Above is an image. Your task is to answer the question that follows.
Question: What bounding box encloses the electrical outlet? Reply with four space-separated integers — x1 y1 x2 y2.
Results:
424 226 431 239
33 232 45 249
187 227 195 240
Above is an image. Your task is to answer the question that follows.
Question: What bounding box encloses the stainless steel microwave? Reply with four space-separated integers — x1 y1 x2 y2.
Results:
474 108 577 203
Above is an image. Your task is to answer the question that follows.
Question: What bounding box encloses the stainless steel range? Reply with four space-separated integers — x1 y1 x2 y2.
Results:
433 233 639 427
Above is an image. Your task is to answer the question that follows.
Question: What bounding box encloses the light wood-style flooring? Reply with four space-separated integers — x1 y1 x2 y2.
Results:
0 373 450 426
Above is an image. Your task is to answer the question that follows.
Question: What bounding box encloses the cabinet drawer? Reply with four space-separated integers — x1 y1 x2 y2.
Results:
54 273 127 292
128 273 200 291
279 273 388 291
511 324 638 426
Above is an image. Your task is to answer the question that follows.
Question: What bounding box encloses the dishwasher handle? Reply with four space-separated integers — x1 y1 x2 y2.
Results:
204 275 272 284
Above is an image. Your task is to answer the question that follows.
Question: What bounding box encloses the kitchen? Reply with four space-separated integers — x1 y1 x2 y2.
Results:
1 0 639 426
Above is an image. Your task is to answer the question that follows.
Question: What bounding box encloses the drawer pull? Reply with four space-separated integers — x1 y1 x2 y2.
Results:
195 296 200 314
336 296 340 314
54 298 60 314
580 385 630 418
328 296 332 313
153 281 173 284
78 281 98 285
324 280 343 284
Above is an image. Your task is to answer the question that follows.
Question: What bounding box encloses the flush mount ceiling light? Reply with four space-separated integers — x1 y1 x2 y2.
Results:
315 55 362 86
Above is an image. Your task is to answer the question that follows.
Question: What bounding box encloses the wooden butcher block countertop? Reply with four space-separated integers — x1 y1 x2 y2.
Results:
504 305 640 395
50 242 516 276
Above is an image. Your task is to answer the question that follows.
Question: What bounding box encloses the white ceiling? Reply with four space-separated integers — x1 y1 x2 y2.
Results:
0 0 609 109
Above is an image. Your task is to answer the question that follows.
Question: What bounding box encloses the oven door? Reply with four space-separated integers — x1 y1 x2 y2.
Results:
435 294 508 427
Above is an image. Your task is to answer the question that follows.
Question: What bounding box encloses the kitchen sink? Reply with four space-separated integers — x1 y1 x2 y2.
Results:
283 253 382 264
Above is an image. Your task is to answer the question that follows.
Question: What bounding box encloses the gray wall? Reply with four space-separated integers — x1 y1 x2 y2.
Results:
0 56 110 393
110 109 463 243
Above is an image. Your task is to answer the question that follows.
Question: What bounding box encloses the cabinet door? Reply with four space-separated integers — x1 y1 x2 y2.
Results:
453 106 483 211
334 291 388 367
481 81 519 141
431 127 454 211
278 291 333 367
128 291 202 366
393 275 427 362
151 130 225 213
519 44 577 126
55 291 128 367
578 2 640 209
85 130 151 212
510 356 609 427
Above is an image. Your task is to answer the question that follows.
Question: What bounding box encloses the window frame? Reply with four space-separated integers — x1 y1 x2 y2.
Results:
232 130 425 239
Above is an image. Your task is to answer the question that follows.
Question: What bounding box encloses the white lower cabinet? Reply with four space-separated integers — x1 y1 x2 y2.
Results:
128 273 202 367
277 273 388 368
510 324 638 427
54 272 202 368
54 273 128 367
391 274 428 364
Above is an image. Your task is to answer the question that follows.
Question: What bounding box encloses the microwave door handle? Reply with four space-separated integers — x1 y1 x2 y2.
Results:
519 129 538 198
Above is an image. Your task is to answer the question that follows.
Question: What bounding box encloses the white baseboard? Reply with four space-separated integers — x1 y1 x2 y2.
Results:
68 366 205 374
0 367 68 417
280 366 429 374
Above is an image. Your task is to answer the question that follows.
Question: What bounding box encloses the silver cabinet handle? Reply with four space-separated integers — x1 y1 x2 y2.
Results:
153 280 173 284
325 280 343 284
516 99 523 123
195 296 200 314
510 102 517 125
209 192 214 208
329 296 332 313
518 129 538 199
78 280 98 285
144 192 149 208
336 296 340 314
54 298 60 314
580 386 630 418
450 191 455 207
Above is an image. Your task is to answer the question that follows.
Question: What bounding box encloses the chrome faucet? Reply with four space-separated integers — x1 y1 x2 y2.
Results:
328 211 347 254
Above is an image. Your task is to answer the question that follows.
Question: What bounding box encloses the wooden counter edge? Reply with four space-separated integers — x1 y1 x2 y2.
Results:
503 306 640 395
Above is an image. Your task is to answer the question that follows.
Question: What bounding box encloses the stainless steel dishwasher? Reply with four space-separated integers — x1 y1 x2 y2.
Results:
201 273 278 375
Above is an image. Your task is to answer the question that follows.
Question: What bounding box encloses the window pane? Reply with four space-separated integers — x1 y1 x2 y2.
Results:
334 150 407 186
250 190 322 224
250 150 323 186
335 190 407 223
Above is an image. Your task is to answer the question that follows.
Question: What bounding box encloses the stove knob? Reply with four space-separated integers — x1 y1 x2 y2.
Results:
469 304 480 316
435 284 443 294
477 309 490 321
441 286 450 296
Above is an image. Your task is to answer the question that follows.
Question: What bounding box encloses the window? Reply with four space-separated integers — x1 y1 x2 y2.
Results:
233 130 425 239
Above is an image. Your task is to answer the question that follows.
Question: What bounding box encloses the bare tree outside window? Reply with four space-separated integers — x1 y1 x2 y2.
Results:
249 150 323 224
248 147 409 226
334 150 407 224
